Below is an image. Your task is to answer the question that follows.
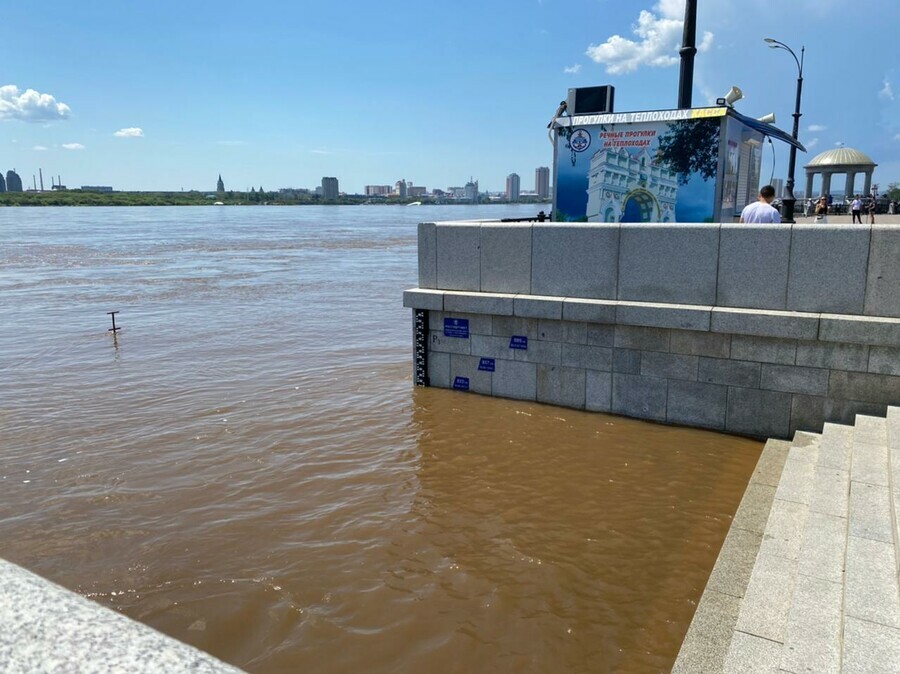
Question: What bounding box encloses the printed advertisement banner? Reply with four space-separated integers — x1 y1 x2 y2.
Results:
554 116 723 223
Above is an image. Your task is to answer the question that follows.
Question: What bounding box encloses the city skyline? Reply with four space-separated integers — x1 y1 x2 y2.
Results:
0 1 897 192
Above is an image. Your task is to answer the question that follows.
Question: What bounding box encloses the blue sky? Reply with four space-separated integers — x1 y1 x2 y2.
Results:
1 0 897 193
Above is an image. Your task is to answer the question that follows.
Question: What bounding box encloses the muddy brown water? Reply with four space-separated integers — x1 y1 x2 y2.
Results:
0 206 761 673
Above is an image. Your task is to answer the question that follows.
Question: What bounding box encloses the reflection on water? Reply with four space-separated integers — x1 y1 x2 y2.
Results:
0 207 761 673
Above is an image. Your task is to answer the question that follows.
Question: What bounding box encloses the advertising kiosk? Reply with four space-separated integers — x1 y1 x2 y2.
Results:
551 105 805 223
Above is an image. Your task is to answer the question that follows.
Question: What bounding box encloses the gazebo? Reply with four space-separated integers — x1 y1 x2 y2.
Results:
804 147 877 199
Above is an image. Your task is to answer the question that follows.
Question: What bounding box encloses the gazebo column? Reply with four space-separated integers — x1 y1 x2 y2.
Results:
863 171 873 196
845 172 855 199
822 171 833 197
805 172 815 199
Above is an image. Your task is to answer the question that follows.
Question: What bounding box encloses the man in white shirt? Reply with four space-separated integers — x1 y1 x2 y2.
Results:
851 196 862 223
740 185 782 223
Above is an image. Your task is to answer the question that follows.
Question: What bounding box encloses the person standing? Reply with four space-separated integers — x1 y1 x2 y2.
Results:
740 185 782 223
815 196 828 223
867 197 876 224
851 195 863 224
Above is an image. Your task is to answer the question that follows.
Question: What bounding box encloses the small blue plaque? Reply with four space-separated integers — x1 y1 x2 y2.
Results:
509 335 528 350
452 376 470 391
444 318 469 339
478 358 495 372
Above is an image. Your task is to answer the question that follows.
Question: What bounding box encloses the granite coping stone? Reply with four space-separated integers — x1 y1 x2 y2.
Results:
404 289 900 349
0 558 245 674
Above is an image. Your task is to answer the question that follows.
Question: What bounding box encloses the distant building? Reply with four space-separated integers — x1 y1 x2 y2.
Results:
506 173 521 202
408 186 426 198
81 185 113 192
0 172 5 192
771 178 784 198
6 170 23 192
432 188 445 197
365 185 392 197
535 166 550 199
464 179 479 203
395 179 408 199
217 174 225 193
321 177 339 200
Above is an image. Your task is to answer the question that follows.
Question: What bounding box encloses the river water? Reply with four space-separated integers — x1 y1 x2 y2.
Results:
0 206 761 673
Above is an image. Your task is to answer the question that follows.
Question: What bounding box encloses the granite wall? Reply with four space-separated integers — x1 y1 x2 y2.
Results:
405 221 900 439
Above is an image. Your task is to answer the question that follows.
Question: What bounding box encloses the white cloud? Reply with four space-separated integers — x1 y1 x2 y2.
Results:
585 1 713 75
807 124 827 132
806 138 819 149
33 145 48 151
835 141 845 147
879 79 894 101
113 127 143 138
0 85 70 122
564 64 582 74
62 143 85 150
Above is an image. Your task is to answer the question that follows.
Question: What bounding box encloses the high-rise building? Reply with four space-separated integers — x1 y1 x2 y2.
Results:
5 170 23 192
217 174 225 193
464 179 479 203
395 179 408 199
506 173 521 202
365 185 392 197
771 178 784 198
0 171 6 192
535 166 550 199
321 177 339 200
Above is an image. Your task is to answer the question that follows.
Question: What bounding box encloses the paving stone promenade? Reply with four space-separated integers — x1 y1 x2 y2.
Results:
674 406 900 672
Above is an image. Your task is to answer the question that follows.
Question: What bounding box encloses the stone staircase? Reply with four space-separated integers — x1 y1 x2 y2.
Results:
675 407 900 673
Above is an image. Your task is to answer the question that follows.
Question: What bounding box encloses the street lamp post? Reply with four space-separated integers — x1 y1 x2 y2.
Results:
764 38 804 224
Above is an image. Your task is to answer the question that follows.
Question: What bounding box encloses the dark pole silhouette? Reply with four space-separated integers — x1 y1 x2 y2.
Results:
765 38 804 224
677 0 698 109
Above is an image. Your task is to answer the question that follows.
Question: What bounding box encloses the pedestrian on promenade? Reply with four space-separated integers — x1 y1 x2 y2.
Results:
815 196 828 223
867 197 876 224
851 195 863 224
805 198 813 217
740 185 782 223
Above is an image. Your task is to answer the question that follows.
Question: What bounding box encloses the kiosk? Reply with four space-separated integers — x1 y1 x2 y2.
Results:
551 105 805 223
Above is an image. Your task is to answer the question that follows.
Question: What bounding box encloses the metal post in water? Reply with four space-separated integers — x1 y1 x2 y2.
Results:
107 311 121 332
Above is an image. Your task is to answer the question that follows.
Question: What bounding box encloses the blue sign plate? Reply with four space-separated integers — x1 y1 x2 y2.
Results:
509 335 528 350
452 376 470 391
478 358 495 372
444 318 469 339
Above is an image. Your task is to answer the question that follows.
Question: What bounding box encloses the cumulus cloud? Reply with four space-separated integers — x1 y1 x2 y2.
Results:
878 79 894 101
33 145 48 151
0 85 71 122
806 138 819 149
585 1 713 75
62 143 85 150
807 124 827 132
113 127 143 138
564 64 582 74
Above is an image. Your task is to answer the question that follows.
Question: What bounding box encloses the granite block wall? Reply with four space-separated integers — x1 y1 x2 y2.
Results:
423 310 900 438
408 221 900 439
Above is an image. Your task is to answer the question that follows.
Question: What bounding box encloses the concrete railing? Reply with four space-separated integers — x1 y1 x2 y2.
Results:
416 221 900 317
0 558 244 673
405 221 900 438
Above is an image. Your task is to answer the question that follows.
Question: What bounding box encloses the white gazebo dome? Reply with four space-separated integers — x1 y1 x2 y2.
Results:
806 147 876 168
804 147 877 199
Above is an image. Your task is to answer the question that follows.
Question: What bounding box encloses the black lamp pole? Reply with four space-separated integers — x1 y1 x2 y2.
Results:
765 38 804 224
678 0 698 109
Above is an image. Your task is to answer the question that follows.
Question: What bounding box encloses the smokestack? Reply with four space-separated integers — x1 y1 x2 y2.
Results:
39 169 44 191
677 0 698 109
33 175 37 190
